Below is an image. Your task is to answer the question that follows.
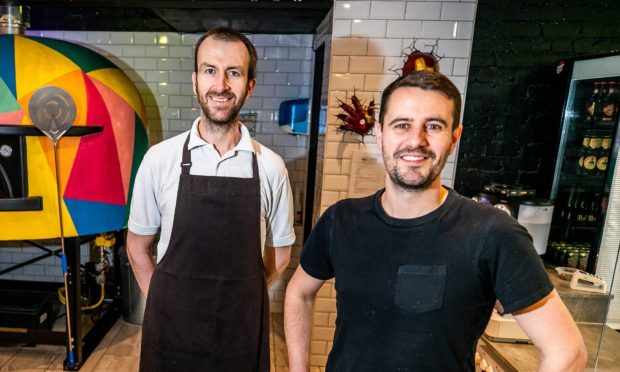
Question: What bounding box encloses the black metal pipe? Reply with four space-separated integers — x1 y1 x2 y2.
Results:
24 239 63 256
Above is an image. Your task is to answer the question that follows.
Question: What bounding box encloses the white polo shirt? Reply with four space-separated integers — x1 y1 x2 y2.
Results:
128 118 296 263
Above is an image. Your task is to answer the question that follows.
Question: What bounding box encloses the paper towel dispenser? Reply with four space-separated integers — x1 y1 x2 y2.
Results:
278 98 309 135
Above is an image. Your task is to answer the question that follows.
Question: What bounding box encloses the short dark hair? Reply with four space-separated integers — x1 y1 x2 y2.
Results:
194 27 258 80
379 70 462 131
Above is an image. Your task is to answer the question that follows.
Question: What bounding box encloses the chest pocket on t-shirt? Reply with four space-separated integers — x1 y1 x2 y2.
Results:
394 264 446 313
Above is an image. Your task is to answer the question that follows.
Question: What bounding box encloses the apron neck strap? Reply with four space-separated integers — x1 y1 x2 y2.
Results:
180 132 259 179
181 133 192 174
251 152 259 181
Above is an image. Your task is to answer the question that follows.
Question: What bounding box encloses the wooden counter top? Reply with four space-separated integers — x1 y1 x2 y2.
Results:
545 265 611 323
482 323 620 370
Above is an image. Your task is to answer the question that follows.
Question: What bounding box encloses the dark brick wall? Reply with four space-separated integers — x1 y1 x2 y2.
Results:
454 0 620 198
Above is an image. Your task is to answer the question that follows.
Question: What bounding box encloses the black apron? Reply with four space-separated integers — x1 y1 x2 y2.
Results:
140 134 270 372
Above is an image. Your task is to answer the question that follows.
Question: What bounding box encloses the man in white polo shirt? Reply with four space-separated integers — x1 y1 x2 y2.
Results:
127 27 295 372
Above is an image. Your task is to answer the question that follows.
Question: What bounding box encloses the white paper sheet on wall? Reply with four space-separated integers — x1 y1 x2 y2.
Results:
348 149 385 198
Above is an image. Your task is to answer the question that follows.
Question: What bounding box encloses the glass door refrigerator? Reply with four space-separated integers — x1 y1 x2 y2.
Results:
548 52 620 332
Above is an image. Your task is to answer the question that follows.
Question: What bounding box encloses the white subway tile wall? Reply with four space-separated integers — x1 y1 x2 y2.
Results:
405 2 442 20
386 20 424 38
0 241 93 283
334 1 371 19
370 1 407 20
350 19 387 38
332 19 352 38
349 56 384 73
7 30 316 312
441 2 477 21
366 37 403 56
309 0 478 368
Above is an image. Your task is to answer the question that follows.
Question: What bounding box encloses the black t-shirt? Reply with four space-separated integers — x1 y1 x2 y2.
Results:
300 188 553 372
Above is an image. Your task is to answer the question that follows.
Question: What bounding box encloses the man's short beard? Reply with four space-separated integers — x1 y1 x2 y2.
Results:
196 83 249 129
383 147 445 193
387 164 438 192
201 99 244 128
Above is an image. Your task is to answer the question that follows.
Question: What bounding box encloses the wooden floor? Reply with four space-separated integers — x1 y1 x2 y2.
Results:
0 313 290 372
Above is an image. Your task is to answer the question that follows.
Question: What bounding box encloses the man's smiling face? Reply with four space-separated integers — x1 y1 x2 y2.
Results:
376 86 462 192
192 37 255 127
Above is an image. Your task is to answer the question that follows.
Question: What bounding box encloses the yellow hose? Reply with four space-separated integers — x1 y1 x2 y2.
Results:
57 235 112 312
57 284 105 311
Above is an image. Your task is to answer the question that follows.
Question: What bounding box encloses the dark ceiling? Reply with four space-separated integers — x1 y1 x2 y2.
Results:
15 0 333 34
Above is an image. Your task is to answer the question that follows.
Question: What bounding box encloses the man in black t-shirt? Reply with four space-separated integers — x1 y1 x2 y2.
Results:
284 71 587 371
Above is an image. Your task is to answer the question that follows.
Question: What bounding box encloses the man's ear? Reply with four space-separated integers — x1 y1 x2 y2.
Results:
191 72 197 96
245 78 257 99
375 121 383 152
450 123 463 154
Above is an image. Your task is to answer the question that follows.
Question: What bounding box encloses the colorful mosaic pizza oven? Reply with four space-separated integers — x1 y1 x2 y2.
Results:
0 34 148 240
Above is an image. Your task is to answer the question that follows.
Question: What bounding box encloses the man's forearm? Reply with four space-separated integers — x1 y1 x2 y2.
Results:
538 351 587 372
130 251 155 297
126 231 156 297
284 292 315 372
265 267 281 288
514 290 587 372
263 245 291 287
537 337 587 372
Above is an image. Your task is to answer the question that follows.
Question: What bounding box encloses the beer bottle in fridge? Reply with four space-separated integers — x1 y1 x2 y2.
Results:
561 188 575 222
596 82 609 123
575 193 590 225
585 82 601 124
600 82 618 123
577 131 591 174
596 134 612 175
583 132 600 175
588 192 600 226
